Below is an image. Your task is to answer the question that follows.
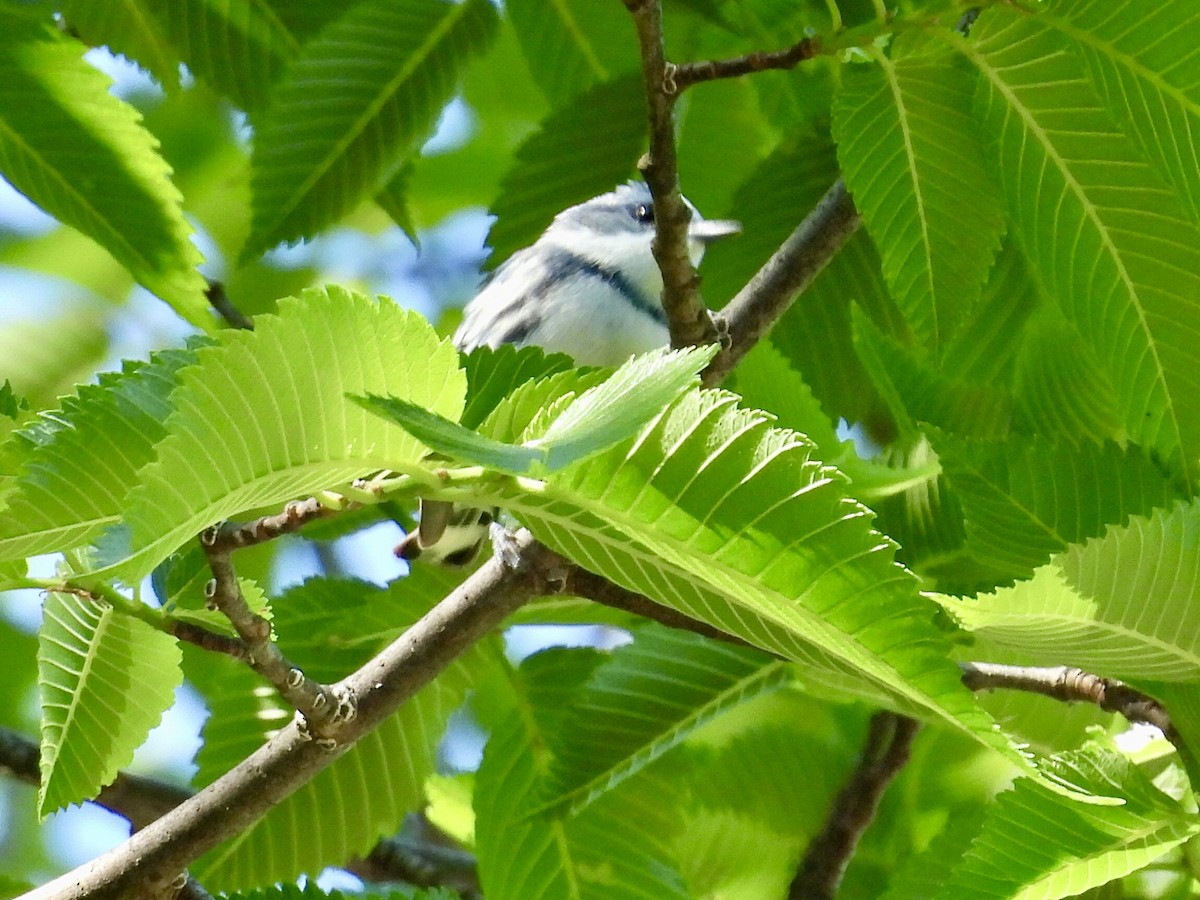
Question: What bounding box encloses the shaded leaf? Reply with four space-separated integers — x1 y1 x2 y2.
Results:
486 74 646 267
245 0 498 258
505 0 638 107
59 0 180 89
935 434 1177 581
544 626 788 816
475 649 691 900
964 8 1200 481
0 8 209 326
834 53 1004 349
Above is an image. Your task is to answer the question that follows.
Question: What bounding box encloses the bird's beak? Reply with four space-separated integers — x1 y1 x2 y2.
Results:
690 218 741 243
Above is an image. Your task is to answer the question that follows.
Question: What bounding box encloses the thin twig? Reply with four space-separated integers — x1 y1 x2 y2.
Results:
23 531 553 899
623 0 720 351
789 712 921 900
206 496 337 552
564 565 755 648
703 179 861 387
199 522 346 730
670 38 821 93
167 620 248 659
204 280 253 331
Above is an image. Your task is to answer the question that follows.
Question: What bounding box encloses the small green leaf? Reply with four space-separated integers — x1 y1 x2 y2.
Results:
353 393 542 476
461 344 575 431
362 346 715 476
533 345 718 470
38 589 182 816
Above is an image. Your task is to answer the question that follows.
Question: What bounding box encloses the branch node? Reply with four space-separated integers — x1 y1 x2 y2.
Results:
662 61 679 96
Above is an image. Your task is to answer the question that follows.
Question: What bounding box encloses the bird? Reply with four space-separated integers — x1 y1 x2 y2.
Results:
397 180 741 565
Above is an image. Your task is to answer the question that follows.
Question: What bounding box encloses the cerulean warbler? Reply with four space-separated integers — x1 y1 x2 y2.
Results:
400 180 740 564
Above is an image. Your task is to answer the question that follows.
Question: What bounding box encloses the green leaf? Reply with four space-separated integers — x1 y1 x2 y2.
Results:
145 0 341 113
114 288 465 580
543 626 790 817
834 53 1004 350
354 393 541 475
533 345 718 470
931 749 1198 899
59 0 181 89
486 74 646 267
475 389 1019 762
0 8 209 328
363 346 715 476
505 0 639 107
244 0 498 259
1043 0 1200 229
37 589 182 815
461 344 575 431
962 8 1200 481
1011 306 1125 444
475 649 691 900
0 348 195 562
945 500 1200 679
935 434 1177 581
853 309 1012 440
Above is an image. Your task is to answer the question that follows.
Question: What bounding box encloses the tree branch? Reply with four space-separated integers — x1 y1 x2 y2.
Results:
624 0 720 351
1 724 478 892
960 662 1180 748
703 179 861 386
670 38 821 93
788 712 920 900
24 531 554 899
0 726 190 831
200 524 343 728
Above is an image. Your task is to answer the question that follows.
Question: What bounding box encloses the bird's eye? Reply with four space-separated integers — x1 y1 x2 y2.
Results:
634 203 654 224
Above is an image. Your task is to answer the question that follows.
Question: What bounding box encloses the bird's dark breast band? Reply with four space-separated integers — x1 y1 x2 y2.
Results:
490 249 665 346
